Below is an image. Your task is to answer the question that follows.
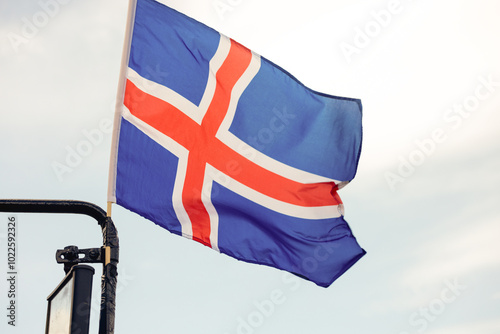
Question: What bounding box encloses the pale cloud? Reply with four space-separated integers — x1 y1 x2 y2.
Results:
400 215 500 289
362 193 499 315
425 319 500 334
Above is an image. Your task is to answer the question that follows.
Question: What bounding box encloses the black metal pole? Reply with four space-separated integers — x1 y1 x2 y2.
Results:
99 215 119 334
0 199 119 334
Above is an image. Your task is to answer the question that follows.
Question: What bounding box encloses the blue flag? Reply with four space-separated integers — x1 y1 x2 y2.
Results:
108 0 365 287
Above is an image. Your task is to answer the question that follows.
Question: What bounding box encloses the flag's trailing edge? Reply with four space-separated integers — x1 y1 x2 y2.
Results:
108 0 365 287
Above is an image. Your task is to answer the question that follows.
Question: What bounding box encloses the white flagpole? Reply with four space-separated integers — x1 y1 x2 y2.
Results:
107 0 138 216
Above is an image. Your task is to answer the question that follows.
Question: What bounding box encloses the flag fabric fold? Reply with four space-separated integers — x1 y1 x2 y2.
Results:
108 0 365 287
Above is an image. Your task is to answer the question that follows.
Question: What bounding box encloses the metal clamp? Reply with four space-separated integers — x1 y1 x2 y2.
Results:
56 245 104 273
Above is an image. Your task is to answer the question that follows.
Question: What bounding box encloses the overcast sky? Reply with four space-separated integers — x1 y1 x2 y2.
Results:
1 0 499 333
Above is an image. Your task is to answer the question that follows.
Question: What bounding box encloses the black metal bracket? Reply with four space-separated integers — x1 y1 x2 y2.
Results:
56 245 105 274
